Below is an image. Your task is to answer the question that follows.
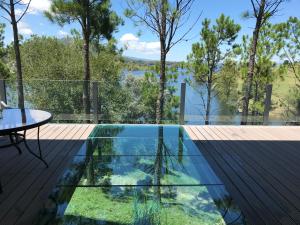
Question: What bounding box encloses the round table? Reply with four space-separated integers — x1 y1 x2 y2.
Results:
0 108 52 193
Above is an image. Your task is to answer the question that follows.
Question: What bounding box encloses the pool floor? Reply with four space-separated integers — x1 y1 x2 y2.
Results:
40 125 246 225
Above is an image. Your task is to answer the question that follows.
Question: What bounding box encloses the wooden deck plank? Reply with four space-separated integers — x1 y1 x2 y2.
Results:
1 124 300 225
0 124 86 220
222 127 300 181
0 124 95 225
0 124 68 179
185 125 300 225
0 125 52 167
185 126 266 225
207 126 300 223
15 125 95 225
194 126 286 225
213 126 300 201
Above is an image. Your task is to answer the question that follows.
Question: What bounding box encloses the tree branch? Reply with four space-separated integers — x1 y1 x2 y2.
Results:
16 0 32 23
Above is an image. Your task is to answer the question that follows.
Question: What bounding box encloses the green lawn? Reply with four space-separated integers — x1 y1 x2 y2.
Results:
237 71 298 117
61 186 226 225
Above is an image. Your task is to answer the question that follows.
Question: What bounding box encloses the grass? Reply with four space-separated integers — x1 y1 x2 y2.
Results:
271 72 298 116
61 186 226 225
237 70 299 117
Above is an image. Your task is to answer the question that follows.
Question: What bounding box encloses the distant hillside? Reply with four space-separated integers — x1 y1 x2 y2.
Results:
124 56 181 67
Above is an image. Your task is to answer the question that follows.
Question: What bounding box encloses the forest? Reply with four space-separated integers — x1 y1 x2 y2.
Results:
0 0 299 125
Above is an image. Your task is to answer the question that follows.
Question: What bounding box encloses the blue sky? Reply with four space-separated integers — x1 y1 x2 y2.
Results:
1 0 299 61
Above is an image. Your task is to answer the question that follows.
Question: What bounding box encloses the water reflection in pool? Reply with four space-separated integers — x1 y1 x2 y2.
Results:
39 125 247 225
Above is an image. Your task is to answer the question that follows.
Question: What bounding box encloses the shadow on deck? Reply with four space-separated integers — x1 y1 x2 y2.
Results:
0 124 94 225
185 126 300 225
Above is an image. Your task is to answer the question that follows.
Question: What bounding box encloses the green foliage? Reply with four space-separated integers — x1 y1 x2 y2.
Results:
272 17 300 120
18 35 83 80
240 23 284 115
187 14 241 84
125 0 199 123
0 23 10 79
215 60 239 114
45 0 122 41
122 65 180 123
274 16 300 83
6 35 125 119
133 193 161 225
6 35 180 123
187 14 240 122
281 87 300 120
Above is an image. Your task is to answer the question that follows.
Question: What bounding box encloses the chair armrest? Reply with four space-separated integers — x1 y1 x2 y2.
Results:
0 101 10 109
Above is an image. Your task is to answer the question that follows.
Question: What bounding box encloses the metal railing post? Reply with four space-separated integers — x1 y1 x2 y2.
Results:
0 80 6 103
92 81 99 124
179 82 186 125
263 84 273 125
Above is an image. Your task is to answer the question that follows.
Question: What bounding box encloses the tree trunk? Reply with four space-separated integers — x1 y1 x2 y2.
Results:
205 74 213 125
241 0 265 125
83 33 91 120
156 1 167 125
251 81 259 124
10 0 24 109
154 126 163 202
156 48 166 124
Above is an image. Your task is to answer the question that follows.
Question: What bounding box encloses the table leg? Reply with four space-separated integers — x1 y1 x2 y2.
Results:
23 127 49 168
9 133 22 154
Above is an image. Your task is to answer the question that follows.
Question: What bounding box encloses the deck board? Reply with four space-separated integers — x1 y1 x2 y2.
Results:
184 125 300 225
0 124 95 225
1 124 300 225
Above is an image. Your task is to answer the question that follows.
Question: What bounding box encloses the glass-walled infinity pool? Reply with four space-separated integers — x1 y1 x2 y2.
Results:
40 125 247 225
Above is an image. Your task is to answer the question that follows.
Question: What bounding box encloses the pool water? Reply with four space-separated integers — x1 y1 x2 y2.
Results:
41 125 246 225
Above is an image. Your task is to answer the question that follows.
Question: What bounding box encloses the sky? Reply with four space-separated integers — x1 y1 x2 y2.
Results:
1 0 299 62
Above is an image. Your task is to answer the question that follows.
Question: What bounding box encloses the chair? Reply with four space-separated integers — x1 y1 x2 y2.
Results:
0 101 10 109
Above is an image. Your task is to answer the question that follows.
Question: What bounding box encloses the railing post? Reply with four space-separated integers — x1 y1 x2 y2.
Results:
0 80 6 103
263 84 273 125
92 81 98 124
179 82 186 125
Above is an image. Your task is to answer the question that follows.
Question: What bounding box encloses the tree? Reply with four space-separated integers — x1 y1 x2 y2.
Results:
240 23 283 123
125 0 201 124
45 0 121 118
7 35 124 122
274 17 300 120
274 17 300 85
215 59 239 116
122 65 180 123
0 23 10 79
0 0 32 108
241 0 288 125
187 14 240 124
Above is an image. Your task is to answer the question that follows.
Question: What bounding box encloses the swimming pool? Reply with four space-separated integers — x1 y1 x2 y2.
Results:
40 125 246 225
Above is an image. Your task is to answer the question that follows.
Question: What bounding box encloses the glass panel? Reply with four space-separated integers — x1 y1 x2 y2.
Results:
40 125 247 225
89 125 190 138
45 186 245 225
58 155 222 186
84 137 201 156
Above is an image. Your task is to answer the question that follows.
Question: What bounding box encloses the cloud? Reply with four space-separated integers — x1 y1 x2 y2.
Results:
21 0 51 14
18 22 33 35
120 33 160 55
15 9 24 16
120 33 139 42
58 30 69 38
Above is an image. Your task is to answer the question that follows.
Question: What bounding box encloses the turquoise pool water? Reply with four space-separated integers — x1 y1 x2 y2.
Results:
42 125 246 225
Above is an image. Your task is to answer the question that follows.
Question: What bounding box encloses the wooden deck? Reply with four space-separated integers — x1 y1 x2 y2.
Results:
0 124 95 225
1 124 300 225
184 125 300 225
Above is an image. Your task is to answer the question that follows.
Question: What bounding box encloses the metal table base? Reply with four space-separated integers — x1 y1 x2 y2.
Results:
0 126 48 193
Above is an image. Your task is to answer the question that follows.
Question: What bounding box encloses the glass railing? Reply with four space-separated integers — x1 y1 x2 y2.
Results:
1 79 299 125
2 79 180 124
